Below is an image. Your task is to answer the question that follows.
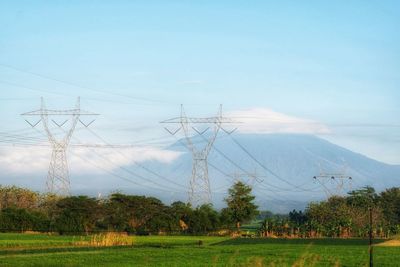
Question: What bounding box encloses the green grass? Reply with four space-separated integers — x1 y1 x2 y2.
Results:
0 233 90 249
0 233 399 266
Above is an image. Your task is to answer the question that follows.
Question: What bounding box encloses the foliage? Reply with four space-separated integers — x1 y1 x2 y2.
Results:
53 196 100 234
258 186 400 238
103 193 175 234
0 207 49 232
188 204 220 233
0 186 40 210
1 185 400 238
222 181 259 230
380 187 400 232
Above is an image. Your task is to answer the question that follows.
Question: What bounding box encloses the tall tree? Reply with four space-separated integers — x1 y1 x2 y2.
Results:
347 186 378 209
379 187 400 227
222 181 258 231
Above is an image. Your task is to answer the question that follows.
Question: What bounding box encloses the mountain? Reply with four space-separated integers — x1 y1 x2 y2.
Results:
141 134 400 213
12 133 396 213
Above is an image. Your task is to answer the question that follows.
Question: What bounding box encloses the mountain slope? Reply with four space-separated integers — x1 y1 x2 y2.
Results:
141 134 400 212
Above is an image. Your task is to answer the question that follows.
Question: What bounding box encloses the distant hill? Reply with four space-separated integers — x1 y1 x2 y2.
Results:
142 133 400 212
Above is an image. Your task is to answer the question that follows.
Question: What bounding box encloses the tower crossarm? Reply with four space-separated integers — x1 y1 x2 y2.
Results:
22 109 99 116
161 117 237 124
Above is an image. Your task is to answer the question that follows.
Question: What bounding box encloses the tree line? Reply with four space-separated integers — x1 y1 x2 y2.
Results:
1 183 399 238
0 182 258 235
259 187 400 238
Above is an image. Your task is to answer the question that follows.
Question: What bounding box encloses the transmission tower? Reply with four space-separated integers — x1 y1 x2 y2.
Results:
313 162 352 197
228 170 264 187
161 105 237 207
22 97 98 195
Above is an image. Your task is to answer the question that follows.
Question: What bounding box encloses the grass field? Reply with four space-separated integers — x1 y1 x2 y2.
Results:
0 233 399 266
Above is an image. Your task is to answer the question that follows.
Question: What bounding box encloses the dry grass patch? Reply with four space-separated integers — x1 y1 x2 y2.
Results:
375 239 400 247
75 232 134 247
375 235 400 247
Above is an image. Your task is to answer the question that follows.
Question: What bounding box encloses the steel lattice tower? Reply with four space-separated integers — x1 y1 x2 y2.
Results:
162 105 237 207
313 162 352 197
228 170 264 188
22 97 98 195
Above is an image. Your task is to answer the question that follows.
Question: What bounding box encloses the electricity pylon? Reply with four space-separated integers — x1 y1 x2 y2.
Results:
161 105 237 207
22 97 98 195
313 162 352 197
228 170 264 187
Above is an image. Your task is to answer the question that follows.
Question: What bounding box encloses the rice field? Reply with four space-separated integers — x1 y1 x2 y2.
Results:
0 233 399 266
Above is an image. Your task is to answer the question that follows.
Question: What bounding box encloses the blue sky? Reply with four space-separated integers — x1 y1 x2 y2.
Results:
0 0 399 166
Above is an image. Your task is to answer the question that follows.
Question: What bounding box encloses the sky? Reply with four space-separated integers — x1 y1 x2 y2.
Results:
0 1 399 199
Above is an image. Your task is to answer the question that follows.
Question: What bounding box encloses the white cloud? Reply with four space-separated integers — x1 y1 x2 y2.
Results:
0 145 182 175
227 108 330 135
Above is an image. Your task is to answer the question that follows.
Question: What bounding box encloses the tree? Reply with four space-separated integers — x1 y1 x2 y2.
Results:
188 204 220 234
306 196 353 237
289 210 307 227
0 207 49 232
54 196 100 234
222 181 258 231
104 194 173 234
347 186 378 209
0 186 40 210
379 187 400 231
170 201 193 232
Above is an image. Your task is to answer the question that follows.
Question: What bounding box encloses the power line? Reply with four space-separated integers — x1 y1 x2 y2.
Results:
228 135 318 192
83 127 187 190
68 136 186 193
173 135 300 204
0 63 175 105
30 125 187 194
66 147 185 194
195 131 320 193
0 80 72 98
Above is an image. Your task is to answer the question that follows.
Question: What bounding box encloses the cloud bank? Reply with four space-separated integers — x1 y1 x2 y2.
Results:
0 145 182 175
0 108 329 175
227 108 330 135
